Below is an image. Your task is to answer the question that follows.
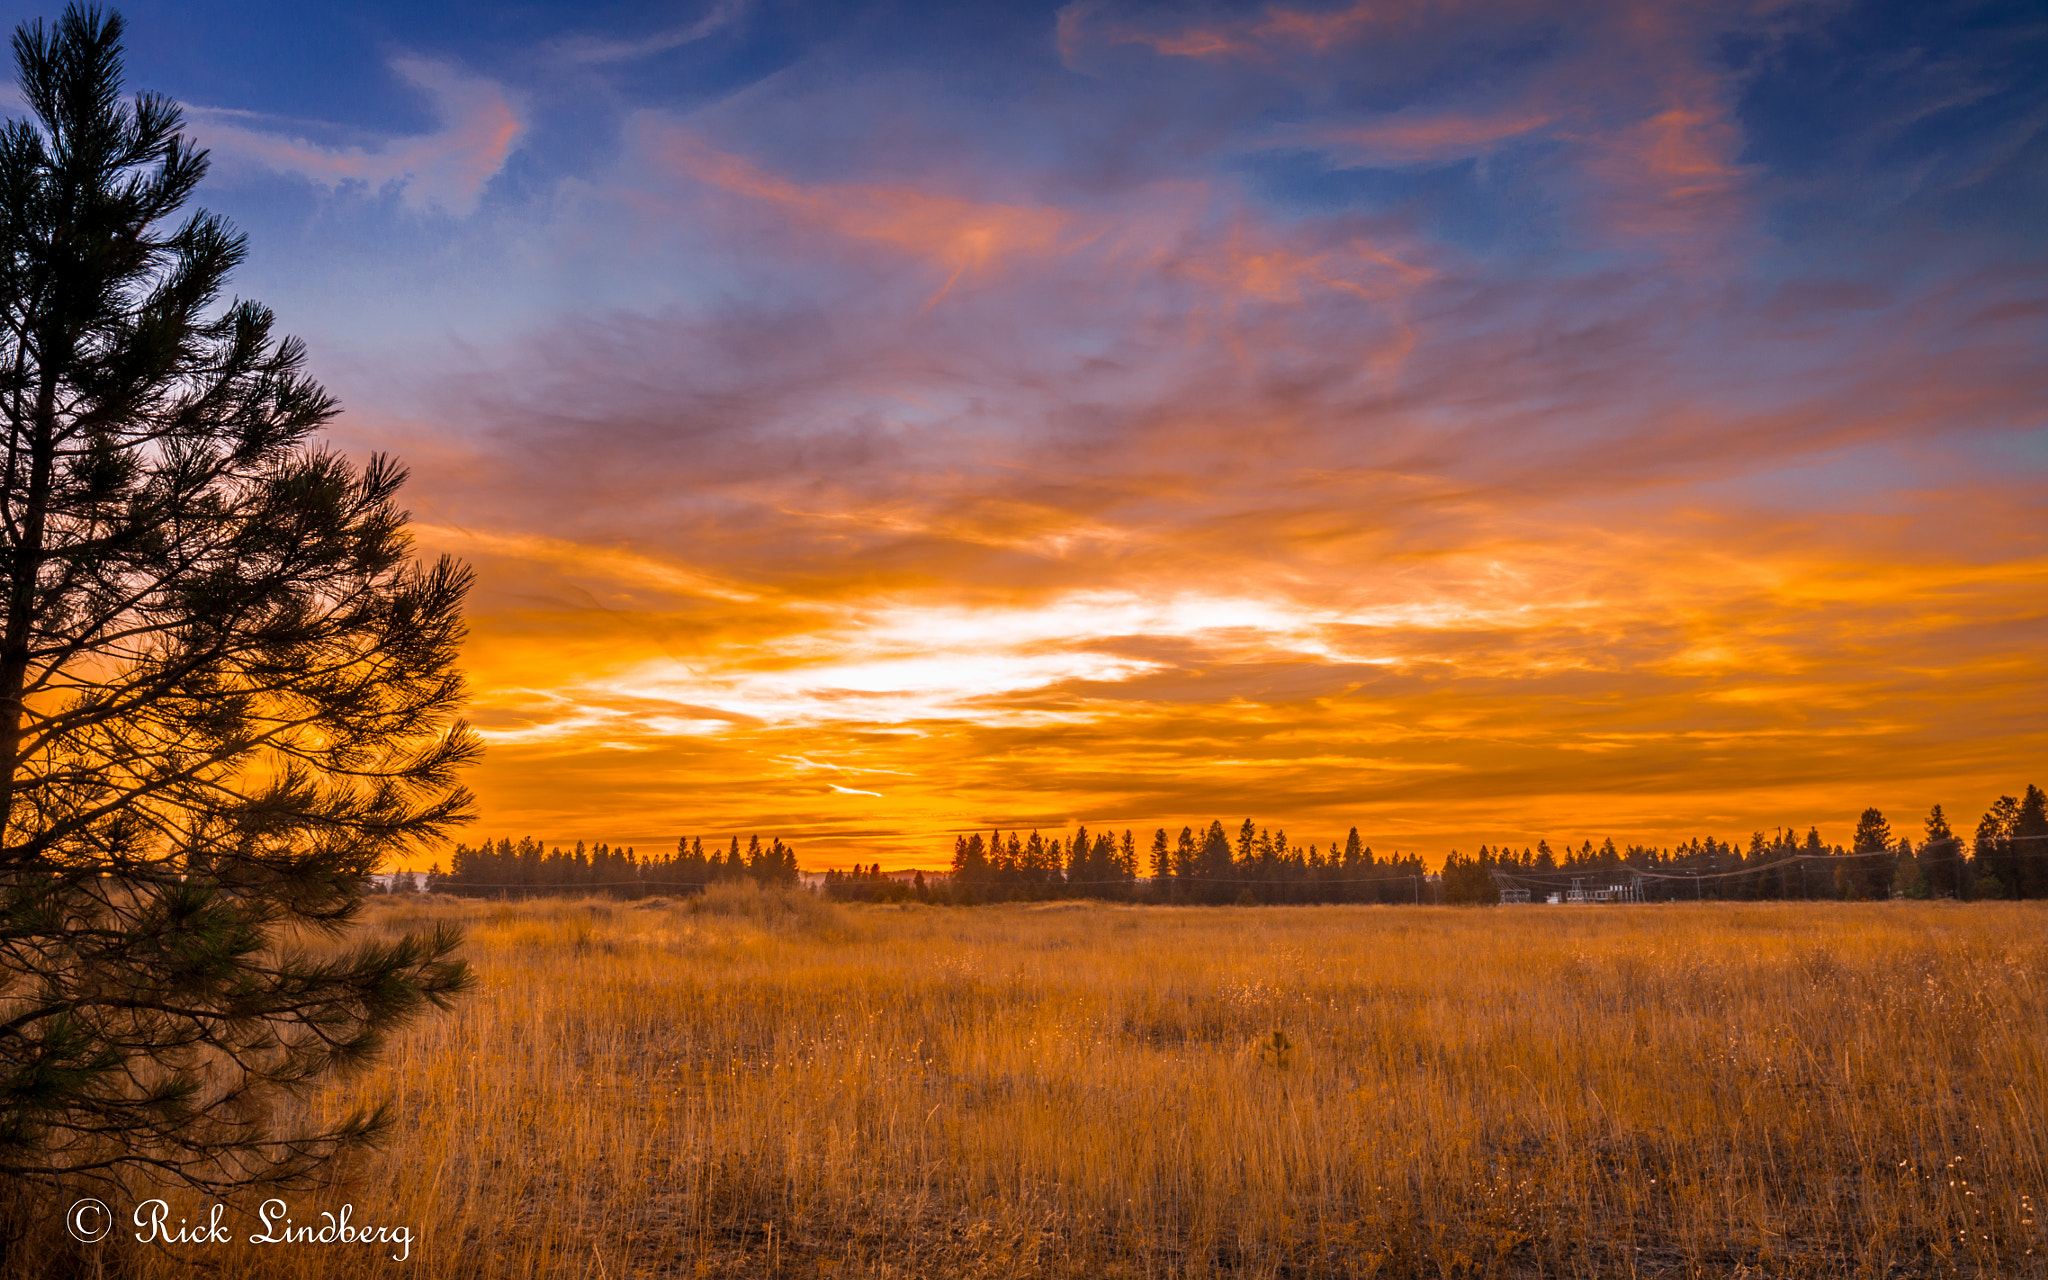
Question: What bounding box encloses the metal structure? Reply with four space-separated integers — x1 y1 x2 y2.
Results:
1490 867 1646 904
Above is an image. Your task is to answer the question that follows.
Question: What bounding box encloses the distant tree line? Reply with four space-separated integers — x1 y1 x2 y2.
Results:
389 783 2045 906
1445 786 2048 904
420 834 799 898
930 820 1432 905
819 863 933 903
929 784 2047 907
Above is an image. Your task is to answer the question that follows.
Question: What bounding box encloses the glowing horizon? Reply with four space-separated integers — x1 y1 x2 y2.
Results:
31 0 2041 870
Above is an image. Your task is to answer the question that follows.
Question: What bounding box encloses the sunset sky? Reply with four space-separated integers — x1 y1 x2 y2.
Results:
10 0 2041 868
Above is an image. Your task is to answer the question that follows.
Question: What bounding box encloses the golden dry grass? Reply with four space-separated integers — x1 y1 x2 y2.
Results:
46 892 2048 1277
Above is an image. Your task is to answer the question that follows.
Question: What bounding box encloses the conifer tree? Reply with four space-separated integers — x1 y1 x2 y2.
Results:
1923 804 1959 898
951 832 988 887
0 8 473 1195
1974 797 2019 899
1022 829 1049 886
1198 820 1232 900
677 834 707 890
1064 825 1089 888
1800 827 1827 898
2014 785 2046 899
1851 808 1895 898
770 837 798 886
1109 830 1133 883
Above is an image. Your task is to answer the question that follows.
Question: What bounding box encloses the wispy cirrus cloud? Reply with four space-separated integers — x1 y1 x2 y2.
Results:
188 55 522 215
648 127 1081 300
1062 0 1765 267
548 0 749 64
1058 0 1424 66
1278 109 1559 168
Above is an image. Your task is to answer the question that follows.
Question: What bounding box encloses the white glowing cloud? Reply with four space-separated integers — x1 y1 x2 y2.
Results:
470 588 1494 745
612 647 1163 727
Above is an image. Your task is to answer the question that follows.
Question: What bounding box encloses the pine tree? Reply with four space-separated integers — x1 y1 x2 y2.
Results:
0 8 473 1196
2014 785 2047 899
1199 820 1232 900
768 838 798 886
1923 805 1959 898
1974 797 2020 899
1023 829 1050 887
1851 808 1895 899
951 832 988 888
1064 825 1090 889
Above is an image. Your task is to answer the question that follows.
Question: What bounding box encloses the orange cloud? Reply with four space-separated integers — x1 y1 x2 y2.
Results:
416 451 2047 872
1173 227 1432 305
652 129 1077 299
1294 110 1557 166
1579 97 1749 256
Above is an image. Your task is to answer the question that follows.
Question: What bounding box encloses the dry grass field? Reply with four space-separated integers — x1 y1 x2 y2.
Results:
48 892 2048 1278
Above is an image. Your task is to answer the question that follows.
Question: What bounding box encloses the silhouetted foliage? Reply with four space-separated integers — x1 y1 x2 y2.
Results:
1851 808 1896 900
432 833 798 898
926 781 2044 906
426 781 2048 910
0 6 474 1199
1973 786 2047 900
1923 805 1961 898
820 861 918 903
939 820 1430 905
